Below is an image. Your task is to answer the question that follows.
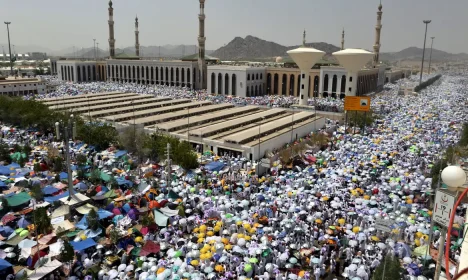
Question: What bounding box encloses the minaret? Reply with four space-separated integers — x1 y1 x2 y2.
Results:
108 0 116 59
302 29 306 46
373 1 383 66
135 15 140 57
197 0 207 90
341 28 345 50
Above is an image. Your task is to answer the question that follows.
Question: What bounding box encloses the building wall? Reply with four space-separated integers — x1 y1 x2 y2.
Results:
0 79 47 95
207 66 266 98
319 67 347 98
57 61 101 83
106 59 198 89
266 68 321 98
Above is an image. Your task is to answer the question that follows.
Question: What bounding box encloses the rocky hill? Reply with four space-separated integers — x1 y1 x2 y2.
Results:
380 47 468 62
211 35 340 61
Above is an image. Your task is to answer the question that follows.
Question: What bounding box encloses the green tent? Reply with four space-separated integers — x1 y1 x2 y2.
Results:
6 192 31 207
104 190 119 199
100 172 111 182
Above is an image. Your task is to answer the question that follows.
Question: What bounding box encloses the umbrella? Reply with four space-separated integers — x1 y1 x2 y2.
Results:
311 257 320 264
289 257 298 264
18 239 37 249
249 257 258 263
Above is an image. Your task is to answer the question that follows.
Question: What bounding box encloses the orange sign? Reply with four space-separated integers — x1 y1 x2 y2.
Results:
344 96 371 112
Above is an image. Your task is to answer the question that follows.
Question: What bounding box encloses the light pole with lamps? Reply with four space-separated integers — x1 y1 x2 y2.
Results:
441 165 467 280
55 115 77 201
4 22 13 76
419 20 431 85
428 37 435 75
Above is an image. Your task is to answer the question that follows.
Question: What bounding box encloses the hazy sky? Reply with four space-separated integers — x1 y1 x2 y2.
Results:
1 0 467 53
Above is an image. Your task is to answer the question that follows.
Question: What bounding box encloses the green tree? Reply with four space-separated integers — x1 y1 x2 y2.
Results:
372 255 403 280
33 162 41 173
52 157 64 173
0 197 9 213
108 175 119 190
0 142 11 164
60 239 75 272
89 169 101 184
30 184 44 201
33 207 52 234
141 213 155 227
349 110 375 131
87 208 99 230
109 227 122 244
118 126 147 163
78 122 118 150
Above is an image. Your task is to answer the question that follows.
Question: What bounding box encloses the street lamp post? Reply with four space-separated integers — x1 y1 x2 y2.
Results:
55 115 77 201
93 39 96 61
4 22 13 76
440 165 467 280
419 20 431 85
428 37 435 75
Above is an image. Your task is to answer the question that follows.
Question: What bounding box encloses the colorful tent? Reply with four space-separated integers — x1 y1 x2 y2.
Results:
139 241 160 256
70 238 97 251
6 192 31 207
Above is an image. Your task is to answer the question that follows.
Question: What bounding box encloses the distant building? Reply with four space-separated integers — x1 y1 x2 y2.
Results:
207 66 265 97
0 76 48 95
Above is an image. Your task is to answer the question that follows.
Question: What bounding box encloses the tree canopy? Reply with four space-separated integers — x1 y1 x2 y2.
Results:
372 255 402 280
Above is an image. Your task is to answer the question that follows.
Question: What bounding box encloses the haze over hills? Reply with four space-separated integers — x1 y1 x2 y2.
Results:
4 37 467 62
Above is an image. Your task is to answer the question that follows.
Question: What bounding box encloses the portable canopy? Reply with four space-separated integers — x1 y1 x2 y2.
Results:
70 238 97 251
51 205 70 219
76 203 98 215
59 193 90 206
100 171 111 182
0 166 14 176
59 172 68 180
38 233 56 245
97 209 113 219
92 189 119 200
117 177 133 187
52 220 75 232
204 161 225 172
114 150 127 158
0 259 13 277
6 192 31 207
139 240 160 256
6 234 27 246
44 190 75 203
28 259 63 280
42 185 60 195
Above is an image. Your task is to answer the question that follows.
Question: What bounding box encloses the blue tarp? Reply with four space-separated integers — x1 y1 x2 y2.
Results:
0 181 7 188
75 215 88 230
97 209 113 220
116 178 133 187
59 172 68 180
0 166 13 176
6 163 20 169
114 150 127 158
70 238 97 251
74 182 88 191
204 161 225 172
0 258 13 274
44 190 76 203
42 185 60 195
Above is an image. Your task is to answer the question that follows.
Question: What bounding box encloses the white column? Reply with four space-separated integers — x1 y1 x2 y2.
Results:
327 76 333 95
338 77 342 95
346 71 358 96
299 71 309 105
319 75 324 97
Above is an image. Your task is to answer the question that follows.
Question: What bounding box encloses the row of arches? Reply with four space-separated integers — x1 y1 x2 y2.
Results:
60 65 106 83
107 64 196 88
356 74 378 96
210 73 238 96
266 73 321 97
247 73 262 81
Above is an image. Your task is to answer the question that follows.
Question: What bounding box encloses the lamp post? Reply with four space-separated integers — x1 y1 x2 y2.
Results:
428 37 435 75
4 22 13 76
419 20 431 85
93 39 96 61
55 115 77 201
441 165 467 280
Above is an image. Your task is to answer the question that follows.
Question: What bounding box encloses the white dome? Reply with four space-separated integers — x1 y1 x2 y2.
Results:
275 56 283 63
441 166 467 188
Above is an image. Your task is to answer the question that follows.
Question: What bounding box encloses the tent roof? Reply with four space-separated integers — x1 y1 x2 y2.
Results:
51 205 70 218
70 238 97 251
59 193 90 206
6 234 27 246
28 259 62 280
6 192 31 207
139 240 160 256
52 220 75 232
75 203 98 215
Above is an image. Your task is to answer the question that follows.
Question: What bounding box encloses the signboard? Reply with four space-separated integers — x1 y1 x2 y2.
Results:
375 218 395 233
51 215 65 225
344 96 371 112
433 190 456 227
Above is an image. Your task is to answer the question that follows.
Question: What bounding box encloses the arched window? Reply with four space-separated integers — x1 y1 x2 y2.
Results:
107 66 110 80
170 68 174 86
136 67 140 82
225 73 229 95
255 85 258 96
246 86 250 97
71 67 74 81
150 67 154 83
165 68 169 85
92 65 96 80
155 67 159 83
77 66 81 82
123 66 127 80
247 74 250 81
260 73 263 80
256 73 259 80
323 74 329 92
259 85 262 95
273 74 279 95
176 68 180 86
181 68 185 86
281 74 287 95
160 67 164 83
146 66 150 81
211 73 216 94
266 73 272 94
232 74 236 96
187 68 191 83
314 76 319 97
332 75 337 94
289 75 295 96
297 75 301 96
132 66 136 81
217 73 222 95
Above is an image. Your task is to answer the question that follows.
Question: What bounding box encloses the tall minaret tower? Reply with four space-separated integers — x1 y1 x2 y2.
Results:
197 0 207 90
373 1 383 66
135 16 140 57
108 0 116 59
341 28 345 50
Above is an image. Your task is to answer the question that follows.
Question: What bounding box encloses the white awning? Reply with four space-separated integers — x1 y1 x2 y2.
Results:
75 203 98 215
28 259 63 280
